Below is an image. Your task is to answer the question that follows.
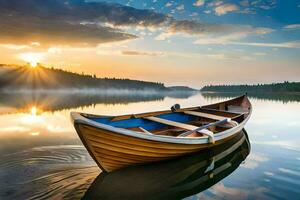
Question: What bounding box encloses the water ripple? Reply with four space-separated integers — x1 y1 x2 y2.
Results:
0 145 100 200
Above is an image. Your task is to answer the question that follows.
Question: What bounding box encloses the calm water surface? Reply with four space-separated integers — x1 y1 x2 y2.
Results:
0 92 299 200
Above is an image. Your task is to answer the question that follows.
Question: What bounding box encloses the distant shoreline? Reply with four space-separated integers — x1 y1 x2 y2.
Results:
201 91 300 103
0 88 199 94
201 82 300 93
0 64 197 92
200 91 300 95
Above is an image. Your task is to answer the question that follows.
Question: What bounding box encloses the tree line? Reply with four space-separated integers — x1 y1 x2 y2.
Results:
0 65 167 91
201 81 300 93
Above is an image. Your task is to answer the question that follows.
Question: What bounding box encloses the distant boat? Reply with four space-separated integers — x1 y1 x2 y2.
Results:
82 130 250 200
71 95 252 172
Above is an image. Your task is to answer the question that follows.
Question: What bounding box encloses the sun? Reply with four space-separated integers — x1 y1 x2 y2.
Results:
29 61 38 68
19 52 44 68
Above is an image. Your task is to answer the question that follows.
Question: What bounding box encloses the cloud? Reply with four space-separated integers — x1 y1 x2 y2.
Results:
232 41 300 48
251 0 277 10
284 24 300 30
0 126 30 133
253 140 300 152
194 27 272 45
240 0 250 7
190 12 199 17
253 52 267 56
208 0 223 7
278 168 299 176
18 52 46 65
0 44 29 50
121 50 164 56
206 182 269 199
204 53 251 60
242 153 269 169
215 3 239 15
0 0 275 50
165 2 172 7
0 0 170 47
193 0 205 7
166 20 240 35
48 47 62 54
176 4 185 11
158 20 273 44
122 49 250 60
209 183 249 199
0 16 137 47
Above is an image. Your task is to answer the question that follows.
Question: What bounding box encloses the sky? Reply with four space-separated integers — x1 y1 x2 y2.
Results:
0 0 299 88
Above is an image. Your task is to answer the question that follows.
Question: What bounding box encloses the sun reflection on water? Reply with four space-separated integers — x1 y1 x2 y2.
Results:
21 106 43 124
30 132 40 136
31 106 38 116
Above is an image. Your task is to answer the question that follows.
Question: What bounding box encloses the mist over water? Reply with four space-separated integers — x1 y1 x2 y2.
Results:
0 91 299 199
0 89 197 115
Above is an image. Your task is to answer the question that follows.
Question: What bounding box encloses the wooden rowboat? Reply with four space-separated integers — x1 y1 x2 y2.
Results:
71 95 252 172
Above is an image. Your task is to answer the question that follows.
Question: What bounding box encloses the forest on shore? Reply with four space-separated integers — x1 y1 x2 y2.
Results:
0 64 196 92
201 82 300 93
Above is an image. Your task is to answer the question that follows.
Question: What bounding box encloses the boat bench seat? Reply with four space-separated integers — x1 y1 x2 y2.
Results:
178 118 231 142
144 116 212 135
184 111 238 126
144 116 226 143
184 111 228 121
200 107 247 115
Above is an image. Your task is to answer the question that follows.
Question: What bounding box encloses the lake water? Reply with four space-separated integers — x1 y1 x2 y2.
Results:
0 92 299 200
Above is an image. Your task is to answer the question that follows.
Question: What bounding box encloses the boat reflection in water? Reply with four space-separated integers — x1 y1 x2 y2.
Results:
83 129 250 200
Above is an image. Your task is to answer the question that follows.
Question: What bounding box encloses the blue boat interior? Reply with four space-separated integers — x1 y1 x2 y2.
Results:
90 112 197 131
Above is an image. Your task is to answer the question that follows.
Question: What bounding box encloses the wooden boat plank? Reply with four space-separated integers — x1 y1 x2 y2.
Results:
184 111 239 128
96 155 136 165
100 162 118 170
87 135 197 154
138 127 153 134
184 111 229 121
200 107 246 115
97 155 157 167
97 157 132 166
144 116 212 135
90 142 181 158
87 133 183 153
179 118 230 138
93 147 165 162
94 150 155 163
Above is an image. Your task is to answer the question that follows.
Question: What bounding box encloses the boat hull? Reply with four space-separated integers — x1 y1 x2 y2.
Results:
82 130 250 200
75 123 244 172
